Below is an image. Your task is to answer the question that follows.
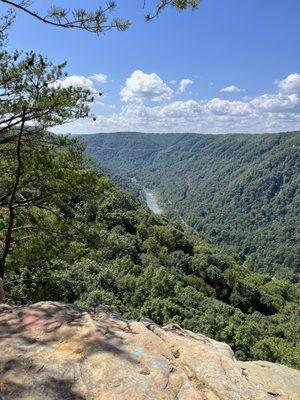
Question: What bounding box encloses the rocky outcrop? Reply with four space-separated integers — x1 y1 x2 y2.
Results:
0 302 299 400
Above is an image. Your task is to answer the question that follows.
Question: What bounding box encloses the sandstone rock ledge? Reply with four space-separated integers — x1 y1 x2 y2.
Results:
0 302 299 400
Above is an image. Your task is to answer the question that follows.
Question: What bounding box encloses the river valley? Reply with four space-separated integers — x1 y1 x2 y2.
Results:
144 189 162 214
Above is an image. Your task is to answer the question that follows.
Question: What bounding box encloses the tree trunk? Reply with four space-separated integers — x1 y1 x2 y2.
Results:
0 278 5 302
0 107 26 285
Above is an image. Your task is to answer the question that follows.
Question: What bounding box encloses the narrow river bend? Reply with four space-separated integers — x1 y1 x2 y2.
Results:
144 189 162 215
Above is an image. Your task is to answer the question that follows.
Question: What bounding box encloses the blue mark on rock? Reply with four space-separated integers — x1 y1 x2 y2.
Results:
149 358 169 373
134 347 142 357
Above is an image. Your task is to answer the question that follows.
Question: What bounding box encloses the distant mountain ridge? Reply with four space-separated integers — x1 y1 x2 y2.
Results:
81 131 300 280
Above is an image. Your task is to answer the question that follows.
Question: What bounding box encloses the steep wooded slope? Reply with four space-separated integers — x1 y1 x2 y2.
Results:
82 131 300 280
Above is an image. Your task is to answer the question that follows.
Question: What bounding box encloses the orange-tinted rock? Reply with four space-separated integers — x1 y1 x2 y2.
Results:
0 302 299 400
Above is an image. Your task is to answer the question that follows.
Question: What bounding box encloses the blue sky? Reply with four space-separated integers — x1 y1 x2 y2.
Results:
5 0 300 133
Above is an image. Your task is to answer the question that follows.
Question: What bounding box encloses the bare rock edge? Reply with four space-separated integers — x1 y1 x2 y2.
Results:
0 301 299 400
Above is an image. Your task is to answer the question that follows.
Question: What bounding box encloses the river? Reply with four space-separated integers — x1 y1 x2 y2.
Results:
144 189 162 214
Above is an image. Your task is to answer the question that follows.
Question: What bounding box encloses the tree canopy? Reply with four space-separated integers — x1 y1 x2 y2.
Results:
82 131 300 281
1 155 299 369
0 50 97 283
0 0 299 373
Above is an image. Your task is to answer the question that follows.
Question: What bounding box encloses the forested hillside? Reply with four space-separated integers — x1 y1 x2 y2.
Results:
1 133 299 369
0 49 298 372
82 132 300 281
1 1 299 394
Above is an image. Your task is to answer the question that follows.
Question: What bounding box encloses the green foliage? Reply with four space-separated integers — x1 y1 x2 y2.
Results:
82 132 300 281
0 0 130 39
0 51 92 139
2 153 299 369
145 0 201 20
2 0 298 373
0 51 98 280
0 0 201 43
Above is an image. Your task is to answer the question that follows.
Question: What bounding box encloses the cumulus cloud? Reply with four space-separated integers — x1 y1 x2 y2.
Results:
204 98 252 116
220 85 241 93
56 75 95 91
55 100 300 135
90 73 108 83
277 73 300 93
120 70 173 103
251 93 299 112
95 101 116 109
156 100 201 117
179 79 193 92
53 70 300 135
99 101 201 126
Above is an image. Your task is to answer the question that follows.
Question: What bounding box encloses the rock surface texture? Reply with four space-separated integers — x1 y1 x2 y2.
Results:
0 302 299 400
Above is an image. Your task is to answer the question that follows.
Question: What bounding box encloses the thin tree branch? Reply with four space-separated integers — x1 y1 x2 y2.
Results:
0 0 129 32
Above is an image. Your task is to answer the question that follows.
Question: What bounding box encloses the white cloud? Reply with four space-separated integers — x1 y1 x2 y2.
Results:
95 101 116 109
91 73 108 83
154 100 201 118
277 73 300 93
57 75 95 90
179 79 193 92
251 93 299 112
55 100 300 135
169 80 177 85
54 71 300 135
220 85 241 93
120 70 173 103
204 98 252 116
